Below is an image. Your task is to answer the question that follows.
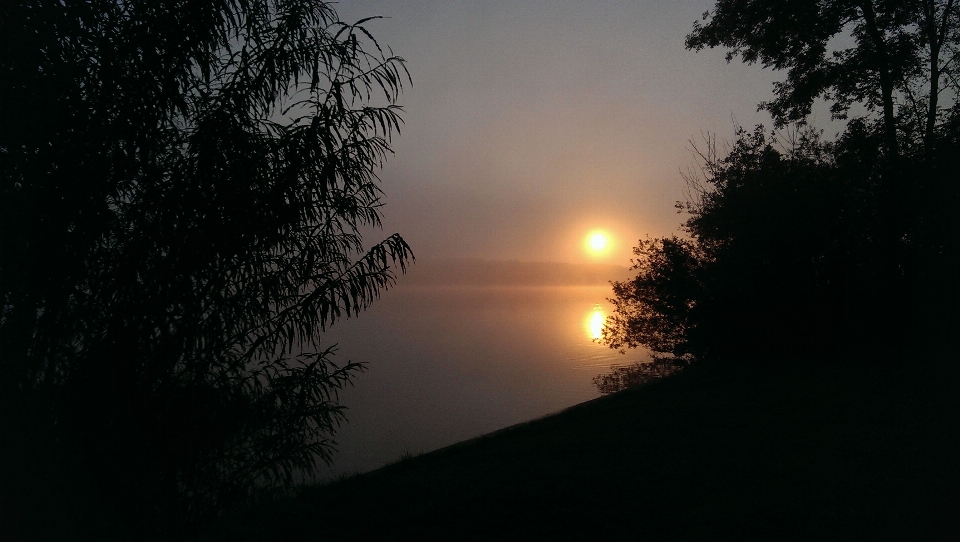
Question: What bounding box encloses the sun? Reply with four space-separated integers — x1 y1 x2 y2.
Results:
589 233 607 251
585 230 610 256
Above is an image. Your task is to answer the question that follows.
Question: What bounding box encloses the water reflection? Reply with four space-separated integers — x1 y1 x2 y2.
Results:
317 285 648 479
586 304 605 340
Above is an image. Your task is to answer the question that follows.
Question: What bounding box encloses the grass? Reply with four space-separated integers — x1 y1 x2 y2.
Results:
202 354 960 541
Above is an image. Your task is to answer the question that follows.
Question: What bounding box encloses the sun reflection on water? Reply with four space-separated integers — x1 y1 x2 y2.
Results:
586 303 605 340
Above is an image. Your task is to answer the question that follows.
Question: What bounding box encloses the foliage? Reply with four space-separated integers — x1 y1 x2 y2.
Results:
603 237 704 358
605 127 874 362
684 126 880 359
686 0 960 157
605 120 959 365
601 2 959 370
592 357 690 395
1 0 411 535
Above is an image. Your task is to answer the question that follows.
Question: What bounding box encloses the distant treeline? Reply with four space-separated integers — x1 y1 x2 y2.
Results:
402 258 634 287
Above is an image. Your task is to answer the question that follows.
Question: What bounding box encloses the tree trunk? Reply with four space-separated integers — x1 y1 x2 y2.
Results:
858 1 900 161
858 1 913 353
922 0 953 159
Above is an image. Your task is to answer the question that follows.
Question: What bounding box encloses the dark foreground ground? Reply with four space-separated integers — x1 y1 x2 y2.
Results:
204 354 960 541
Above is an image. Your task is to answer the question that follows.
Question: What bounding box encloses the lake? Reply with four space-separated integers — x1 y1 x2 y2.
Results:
314 261 648 479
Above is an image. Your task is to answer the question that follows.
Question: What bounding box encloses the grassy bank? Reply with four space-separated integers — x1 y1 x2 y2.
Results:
205 356 959 541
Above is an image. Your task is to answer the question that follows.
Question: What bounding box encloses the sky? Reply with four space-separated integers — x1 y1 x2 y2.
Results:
333 1 807 265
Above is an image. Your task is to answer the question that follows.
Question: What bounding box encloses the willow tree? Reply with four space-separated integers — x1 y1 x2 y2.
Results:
1 0 411 533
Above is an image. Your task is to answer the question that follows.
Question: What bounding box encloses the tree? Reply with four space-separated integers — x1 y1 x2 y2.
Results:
602 2 960 376
678 0 960 358
603 237 703 358
604 127 875 363
686 0 960 160
1 0 411 535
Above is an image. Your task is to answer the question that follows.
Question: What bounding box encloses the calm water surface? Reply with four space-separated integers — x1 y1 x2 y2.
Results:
314 284 649 479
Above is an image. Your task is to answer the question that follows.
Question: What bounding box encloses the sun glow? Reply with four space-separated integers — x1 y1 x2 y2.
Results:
584 230 611 258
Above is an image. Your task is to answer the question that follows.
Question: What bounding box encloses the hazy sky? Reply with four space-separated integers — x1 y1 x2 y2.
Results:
334 1 804 265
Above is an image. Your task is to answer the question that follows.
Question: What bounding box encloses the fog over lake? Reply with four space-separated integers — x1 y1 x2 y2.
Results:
314 259 648 479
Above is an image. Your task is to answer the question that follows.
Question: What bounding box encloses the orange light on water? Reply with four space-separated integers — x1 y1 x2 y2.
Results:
585 304 605 340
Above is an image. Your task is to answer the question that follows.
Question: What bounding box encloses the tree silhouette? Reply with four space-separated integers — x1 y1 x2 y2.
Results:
603 236 703 358
604 127 871 363
1 1 411 536
686 0 960 160
600 2 959 376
